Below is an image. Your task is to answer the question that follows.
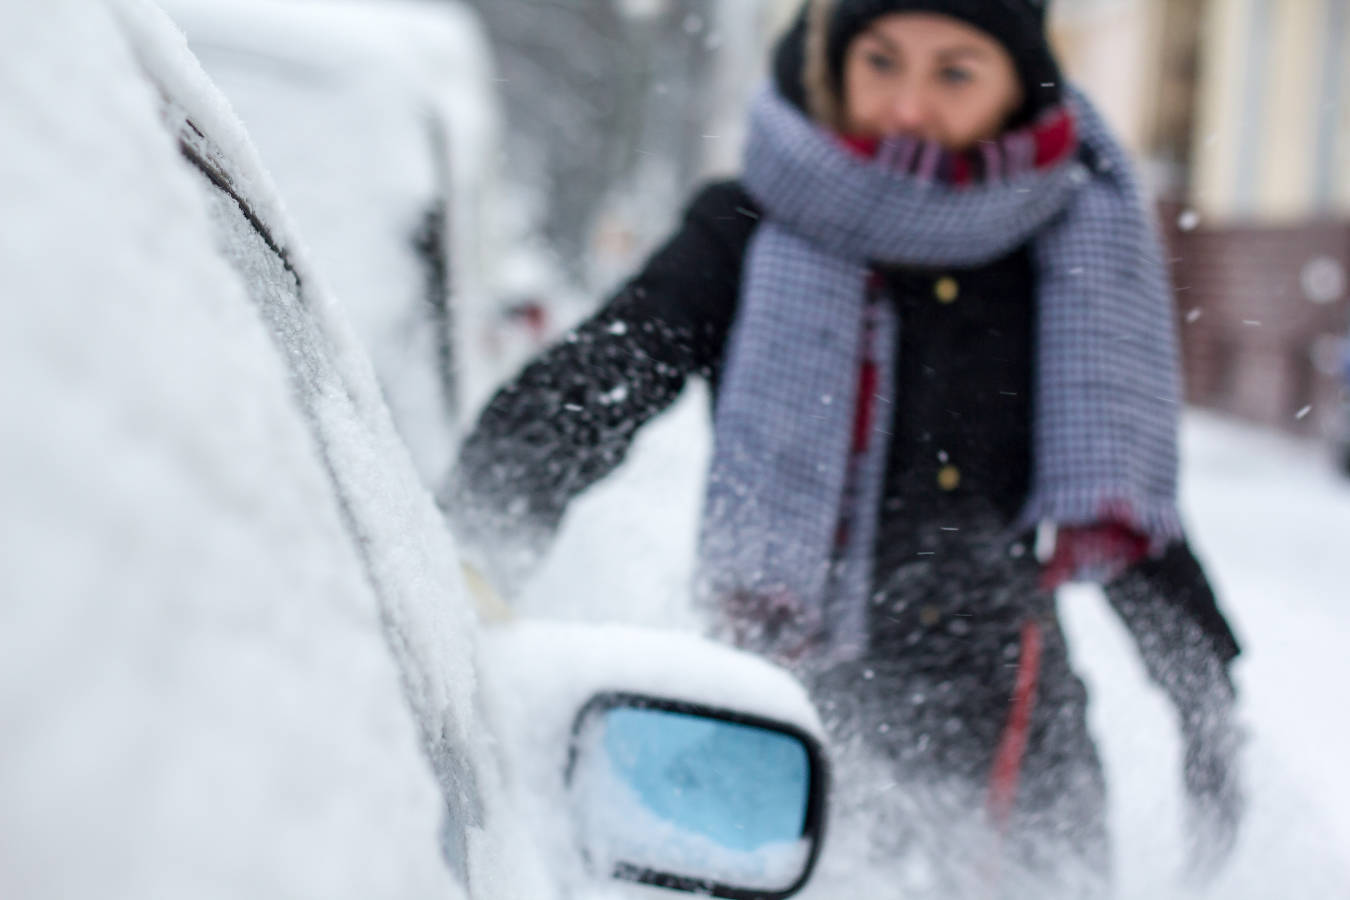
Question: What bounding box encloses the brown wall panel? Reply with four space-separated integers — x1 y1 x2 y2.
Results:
1161 205 1350 438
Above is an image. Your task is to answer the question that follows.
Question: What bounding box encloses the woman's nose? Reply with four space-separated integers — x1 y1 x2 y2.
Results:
889 82 930 135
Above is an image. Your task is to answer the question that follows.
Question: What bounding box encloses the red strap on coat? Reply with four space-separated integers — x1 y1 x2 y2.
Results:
987 619 1045 830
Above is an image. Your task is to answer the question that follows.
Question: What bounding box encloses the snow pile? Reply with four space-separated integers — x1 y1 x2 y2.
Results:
517 380 716 630
480 621 822 741
1064 412 1350 899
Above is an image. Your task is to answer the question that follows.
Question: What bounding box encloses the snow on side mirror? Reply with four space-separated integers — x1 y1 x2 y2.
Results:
476 621 830 899
566 693 827 900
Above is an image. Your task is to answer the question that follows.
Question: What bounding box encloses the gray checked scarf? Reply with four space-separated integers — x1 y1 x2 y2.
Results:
696 86 1183 663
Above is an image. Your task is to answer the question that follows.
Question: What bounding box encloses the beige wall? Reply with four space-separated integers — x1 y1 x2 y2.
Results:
1333 2 1350 213
1260 0 1321 216
1193 0 1350 222
1192 0 1247 218
1050 0 1164 156
766 0 799 34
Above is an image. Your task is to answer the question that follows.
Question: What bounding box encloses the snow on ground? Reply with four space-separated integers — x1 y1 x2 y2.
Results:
1066 412 1350 899
519 389 1350 898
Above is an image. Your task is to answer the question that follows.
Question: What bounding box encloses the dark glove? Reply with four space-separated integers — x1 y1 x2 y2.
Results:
1180 699 1246 885
721 589 820 664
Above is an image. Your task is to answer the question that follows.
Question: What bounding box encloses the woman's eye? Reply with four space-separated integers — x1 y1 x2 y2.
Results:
939 66 973 85
867 52 895 73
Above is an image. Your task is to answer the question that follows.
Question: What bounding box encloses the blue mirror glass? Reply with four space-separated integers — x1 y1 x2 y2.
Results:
603 708 810 849
569 699 823 898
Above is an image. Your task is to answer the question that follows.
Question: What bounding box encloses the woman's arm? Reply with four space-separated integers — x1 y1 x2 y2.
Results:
1104 542 1244 879
440 181 759 596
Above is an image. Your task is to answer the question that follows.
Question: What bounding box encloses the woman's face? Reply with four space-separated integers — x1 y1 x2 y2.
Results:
841 12 1024 150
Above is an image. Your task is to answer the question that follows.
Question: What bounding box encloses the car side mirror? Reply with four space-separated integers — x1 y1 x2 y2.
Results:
566 693 828 900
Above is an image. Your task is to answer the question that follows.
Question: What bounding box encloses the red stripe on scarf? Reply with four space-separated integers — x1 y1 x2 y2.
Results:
840 134 881 159
952 153 973 187
1034 109 1077 168
834 105 1078 183
853 360 879 452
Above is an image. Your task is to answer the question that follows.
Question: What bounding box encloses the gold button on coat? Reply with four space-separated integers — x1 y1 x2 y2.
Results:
934 276 959 304
937 464 961 491
919 604 941 626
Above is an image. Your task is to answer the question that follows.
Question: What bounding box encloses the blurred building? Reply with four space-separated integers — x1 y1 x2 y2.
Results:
1055 0 1350 444
1054 0 1349 218
1048 1 1347 451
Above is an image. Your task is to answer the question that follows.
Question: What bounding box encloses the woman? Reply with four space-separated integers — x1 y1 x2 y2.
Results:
444 1 1243 894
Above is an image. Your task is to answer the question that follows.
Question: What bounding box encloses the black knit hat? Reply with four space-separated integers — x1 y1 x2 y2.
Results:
786 0 1063 130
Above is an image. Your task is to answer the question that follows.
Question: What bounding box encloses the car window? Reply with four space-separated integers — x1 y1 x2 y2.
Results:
178 27 462 484
175 110 489 886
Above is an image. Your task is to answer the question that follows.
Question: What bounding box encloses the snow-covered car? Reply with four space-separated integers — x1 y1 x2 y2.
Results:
1 3 827 898
159 0 566 481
